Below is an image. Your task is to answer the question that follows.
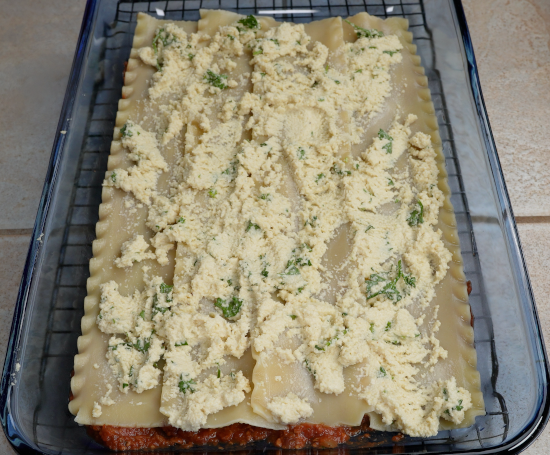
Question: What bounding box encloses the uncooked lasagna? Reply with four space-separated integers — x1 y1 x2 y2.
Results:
69 9 485 450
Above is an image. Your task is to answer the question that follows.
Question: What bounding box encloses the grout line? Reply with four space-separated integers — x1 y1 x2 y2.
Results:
0 228 34 236
515 216 550 224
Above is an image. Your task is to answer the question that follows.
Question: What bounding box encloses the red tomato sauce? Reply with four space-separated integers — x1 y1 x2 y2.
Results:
87 418 367 451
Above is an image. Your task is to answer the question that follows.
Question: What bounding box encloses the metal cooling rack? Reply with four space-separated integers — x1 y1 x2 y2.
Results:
33 0 509 452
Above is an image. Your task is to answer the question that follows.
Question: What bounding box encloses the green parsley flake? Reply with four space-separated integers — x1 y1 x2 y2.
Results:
214 296 243 318
246 220 261 232
407 200 424 226
178 376 196 394
366 260 416 302
344 20 384 39
237 15 260 30
204 70 228 89
378 129 393 154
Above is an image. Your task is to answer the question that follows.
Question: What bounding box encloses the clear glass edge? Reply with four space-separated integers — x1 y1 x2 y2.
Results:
450 0 550 453
0 0 100 453
1 0 549 453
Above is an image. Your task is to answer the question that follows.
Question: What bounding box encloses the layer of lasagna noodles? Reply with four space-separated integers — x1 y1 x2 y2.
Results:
70 9 485 449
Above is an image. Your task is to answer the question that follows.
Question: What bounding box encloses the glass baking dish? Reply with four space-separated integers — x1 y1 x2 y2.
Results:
1 0 548 453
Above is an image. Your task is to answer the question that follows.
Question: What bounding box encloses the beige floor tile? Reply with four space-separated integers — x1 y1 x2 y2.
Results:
0 235 30 454
0 0 87 230
463 0 550 217
516 223 550 454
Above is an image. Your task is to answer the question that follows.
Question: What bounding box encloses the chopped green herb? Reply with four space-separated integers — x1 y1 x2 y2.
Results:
178 217 185 224
290 315 297 320
315 173 325 183
208 188 218 198
214 296 243 318
139 310 145 319
344 20 384 39
237 15 260 30
365 225 374 233
315 345 325 351
370 322 375 333
388 178 394 186
297 147 306 159
160 283 173 294
269 38 280 46
123 383 129 389
304 215 318 227
331 164 352 176
130 337 151 353
120 123 132 138
111 171 117 183
379 366 387 377
188 53 195 60
355 69 363 73
383 50 399 56
253 48 263 56
227 34 235 40
378 129 393 154
366 260 416 302
407 200 424 227
204 70 228 89
175 341 188 347
246 220 261 232
178 375 196 394
261 268 269 278
152 294 169 316
152 27 175 71
259 193 270 200
282 259 300 276
304 359 316 378
385 321 392 332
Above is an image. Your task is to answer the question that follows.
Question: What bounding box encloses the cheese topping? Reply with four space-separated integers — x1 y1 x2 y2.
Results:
97 15 472 436
267 393 314 424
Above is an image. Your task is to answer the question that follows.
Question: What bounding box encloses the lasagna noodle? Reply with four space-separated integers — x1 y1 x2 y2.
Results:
70 10 484 434
159 9 283 430
343 13 484 430
69 13 197 426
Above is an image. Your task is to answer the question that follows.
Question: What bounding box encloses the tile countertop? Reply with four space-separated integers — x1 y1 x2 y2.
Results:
0 0 549 453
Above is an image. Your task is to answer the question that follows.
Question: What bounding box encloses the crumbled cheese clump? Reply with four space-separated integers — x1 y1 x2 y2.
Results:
267 393 313 424
160 371 251 431
114 234 156 268
95 15 472 437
